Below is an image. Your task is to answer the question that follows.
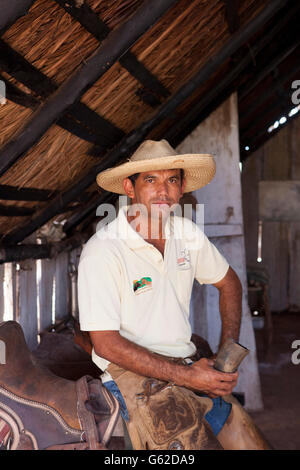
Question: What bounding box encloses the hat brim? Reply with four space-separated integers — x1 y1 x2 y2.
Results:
97 154 216 194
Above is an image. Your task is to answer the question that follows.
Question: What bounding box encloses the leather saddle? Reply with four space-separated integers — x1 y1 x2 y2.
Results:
0 321 120 450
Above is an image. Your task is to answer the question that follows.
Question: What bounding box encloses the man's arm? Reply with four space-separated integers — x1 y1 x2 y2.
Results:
212 266 242 349
90 330 238 398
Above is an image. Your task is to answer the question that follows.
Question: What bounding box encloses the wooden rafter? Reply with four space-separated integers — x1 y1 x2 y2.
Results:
54 0 170 107
240 106 300 160
1 74 118 149
0 184 56 201
0 243 51 263
241 99 290 144
0 204 35 216
239 38 300 101
0 74 38 109
63 192 117 235
1 0 290 246
0 232 87 264
161 1 299 145
0 0 178 178
223 0 240 33
0 40 124 149
239 62 300 124
0 0 36 33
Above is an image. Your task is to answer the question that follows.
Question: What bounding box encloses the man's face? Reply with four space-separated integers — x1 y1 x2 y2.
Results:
123 169 185 219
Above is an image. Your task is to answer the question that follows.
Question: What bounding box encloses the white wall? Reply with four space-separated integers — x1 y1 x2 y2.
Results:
176 93 263 410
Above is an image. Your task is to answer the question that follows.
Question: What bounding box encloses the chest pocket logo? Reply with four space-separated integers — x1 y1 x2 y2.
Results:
133 277 152 294
177 248 191 270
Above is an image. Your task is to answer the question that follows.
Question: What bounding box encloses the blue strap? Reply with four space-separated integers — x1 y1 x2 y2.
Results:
204 397 232 436
103 380 129 421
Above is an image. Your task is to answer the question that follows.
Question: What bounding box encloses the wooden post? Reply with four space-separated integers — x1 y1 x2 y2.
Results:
55 252 70 321
38 257 56 331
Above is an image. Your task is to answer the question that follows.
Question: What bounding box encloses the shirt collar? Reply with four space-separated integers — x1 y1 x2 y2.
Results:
116 205 173 250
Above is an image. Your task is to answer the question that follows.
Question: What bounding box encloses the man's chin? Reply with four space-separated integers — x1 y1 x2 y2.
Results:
150 203 171 217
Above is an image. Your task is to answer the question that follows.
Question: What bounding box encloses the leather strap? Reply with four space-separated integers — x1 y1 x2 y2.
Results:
46 442 105 450
76 376 104 450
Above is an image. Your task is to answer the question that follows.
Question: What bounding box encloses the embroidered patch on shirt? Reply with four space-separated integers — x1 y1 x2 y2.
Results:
177 249 191 270
133 277 152 294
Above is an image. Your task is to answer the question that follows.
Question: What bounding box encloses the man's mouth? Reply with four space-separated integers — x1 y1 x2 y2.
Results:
152 201 171 206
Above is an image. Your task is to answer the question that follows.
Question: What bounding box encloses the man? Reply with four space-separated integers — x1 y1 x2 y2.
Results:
78 139 270 450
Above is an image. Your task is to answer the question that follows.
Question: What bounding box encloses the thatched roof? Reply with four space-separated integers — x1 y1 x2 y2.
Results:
0 0 299 260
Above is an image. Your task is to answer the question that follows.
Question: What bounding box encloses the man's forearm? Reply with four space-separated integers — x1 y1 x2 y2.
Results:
213 267 242 348
219 285 242 345
90 330 239 397
90 330 187 386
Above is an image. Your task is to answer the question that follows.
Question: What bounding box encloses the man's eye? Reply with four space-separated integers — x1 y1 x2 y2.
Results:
169 178 178 183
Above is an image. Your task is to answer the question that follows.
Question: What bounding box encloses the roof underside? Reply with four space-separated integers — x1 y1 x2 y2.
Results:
0 0 299 257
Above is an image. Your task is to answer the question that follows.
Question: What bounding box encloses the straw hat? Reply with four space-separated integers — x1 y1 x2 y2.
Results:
96 139 215 194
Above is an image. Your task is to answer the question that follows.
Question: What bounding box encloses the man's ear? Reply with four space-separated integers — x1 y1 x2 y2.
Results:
123 178 135 199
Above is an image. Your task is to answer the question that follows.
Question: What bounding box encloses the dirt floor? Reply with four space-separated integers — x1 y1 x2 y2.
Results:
249 312 300 450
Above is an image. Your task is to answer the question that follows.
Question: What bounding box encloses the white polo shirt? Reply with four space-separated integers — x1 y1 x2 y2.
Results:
78 206 229 375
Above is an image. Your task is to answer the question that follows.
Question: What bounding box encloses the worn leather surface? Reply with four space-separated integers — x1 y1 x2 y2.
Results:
0 321 80 430
0 321 122 450
107 363 222 450
34 330 101 380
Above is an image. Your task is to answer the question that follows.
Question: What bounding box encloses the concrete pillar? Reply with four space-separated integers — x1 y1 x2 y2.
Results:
176 93 263 410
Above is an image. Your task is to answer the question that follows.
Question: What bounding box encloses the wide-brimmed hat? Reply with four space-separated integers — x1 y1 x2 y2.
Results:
96 139 215 194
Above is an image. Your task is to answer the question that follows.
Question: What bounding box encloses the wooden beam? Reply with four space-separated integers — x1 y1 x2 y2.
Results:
0 233 86 263
239 37 300 100
0 40 124 148
1 0 289 246
163 5 299 145
240 108 300 160
224 0 240 33
0 0 177 177
0 184 92 203
0 40 55 98
54 0 110 41
63 192 117 235
239 61 300 124
240 40 300 141
0 204 35 216
0 74 38 109
0 184 56 201
0 0 36 33
54 0 170 104
1 74 115 148
120 52 170 106
241 100 291 144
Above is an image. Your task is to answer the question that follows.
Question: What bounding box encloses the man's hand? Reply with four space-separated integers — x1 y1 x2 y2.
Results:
186 358 238 398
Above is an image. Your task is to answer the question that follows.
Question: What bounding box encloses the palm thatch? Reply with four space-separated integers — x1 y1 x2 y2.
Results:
0 0 298 247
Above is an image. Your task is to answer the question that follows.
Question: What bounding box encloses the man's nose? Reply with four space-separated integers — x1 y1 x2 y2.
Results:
157 181 169 197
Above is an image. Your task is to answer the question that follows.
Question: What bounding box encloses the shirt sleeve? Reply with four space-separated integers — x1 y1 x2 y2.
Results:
194 233 229 285
78 252 121 331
